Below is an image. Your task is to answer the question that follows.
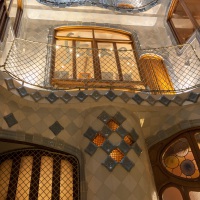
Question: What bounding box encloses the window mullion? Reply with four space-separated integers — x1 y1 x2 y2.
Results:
29 155 41 200
51 157 61 200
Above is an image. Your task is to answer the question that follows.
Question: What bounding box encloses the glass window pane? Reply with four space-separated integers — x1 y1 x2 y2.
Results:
56 29 93 38
170 1 195 43
116 43 141 81
60 160 73 200
162 138 199 179
98 43 119 80
76 41 94 79
0 160 12 199
54 40 73 80
16 156 33 200
95 30 130 40
184 0 200 26
38 156 53 200
162 187 183 200
189 191 200 200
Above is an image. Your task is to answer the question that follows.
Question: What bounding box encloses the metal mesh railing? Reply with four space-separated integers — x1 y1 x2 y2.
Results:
3 38 200 94
0 149 80 200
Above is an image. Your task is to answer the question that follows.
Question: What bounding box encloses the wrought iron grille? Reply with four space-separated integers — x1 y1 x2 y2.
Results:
0 148 80 200
3 38 200 94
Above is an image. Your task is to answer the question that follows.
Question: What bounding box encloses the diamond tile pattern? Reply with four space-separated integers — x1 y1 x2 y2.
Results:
121 157 135 171
91 91 102 101
30 91 43 102
132 94 143 104
61 92 73 103
118 140 130 154
130 129 139 141
85 142 98 156
84 127 97 140
146 95 156 105
101 126 112 138
4 78 15 90
76 91 87 102
187 92 199 103
105 91 117 101
17 87 28 97
103 156 117 171
159 96 171 106
113 112 126 125
3 113 18 127
102 140 114 154
45 92 59 103
133 143 142 156
49 121 64 136
98 111 111 123
116 126 128 138
119 92 130 103
173 96 185 106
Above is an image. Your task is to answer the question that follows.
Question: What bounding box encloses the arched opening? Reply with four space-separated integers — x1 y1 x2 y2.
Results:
139 54 174 93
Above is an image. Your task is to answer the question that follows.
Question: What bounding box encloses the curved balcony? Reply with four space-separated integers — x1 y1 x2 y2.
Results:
2 38 200 94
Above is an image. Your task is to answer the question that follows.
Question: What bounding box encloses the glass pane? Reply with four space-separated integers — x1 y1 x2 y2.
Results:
170 1 195 43
189 191 200 200
184 0 200 26
162 187 183 200
76 41 94 79
16 156 33 200
162 138 199 179
0 160 12 199
116 43 141 81
8 0 18 27
38 156 53 200
194 132 200 149
55 40 73 80
56 29 93 38
60 160 73 200
98 43 118 80
95 30 130 40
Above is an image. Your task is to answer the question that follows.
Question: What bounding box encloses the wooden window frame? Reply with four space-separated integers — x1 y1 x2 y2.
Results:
0 0 23 42
149 127 200 200
167 0 200 45
51 26 142 89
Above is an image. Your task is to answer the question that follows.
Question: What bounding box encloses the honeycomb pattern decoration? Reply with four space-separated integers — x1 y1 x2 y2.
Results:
84 111 142 171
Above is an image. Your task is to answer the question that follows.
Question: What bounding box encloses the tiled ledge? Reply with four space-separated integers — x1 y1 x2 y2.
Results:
1 72 200 107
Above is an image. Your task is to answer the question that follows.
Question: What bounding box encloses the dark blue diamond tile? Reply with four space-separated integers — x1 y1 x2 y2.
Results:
105 90 117 101
91 90 102 101
132 94 143 104
103 156 117 171
45 92 59 103
130 129 139 141
30 91 43 102
85 142 97 156
4 78 15 90
120 156 135 171
159 96 171 106
113 112 126 125
61 92 73 103
173 96 184 106
146 95 156 105
98 111 111 123
49 121 64 136
116 126 127 138
119 92 130 103
118 140 130 154
17 87 28 97
187 92 199 103
76 91 87 102
4 113 18 127
83 127 97 140
101 140 114 154
101 125 112 138
133 143 142 156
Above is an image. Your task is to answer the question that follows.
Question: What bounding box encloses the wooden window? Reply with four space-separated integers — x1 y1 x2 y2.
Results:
0 149 80 199
0 0 23 42
167 0 200 44
149 128 200 200
51 26 142 89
